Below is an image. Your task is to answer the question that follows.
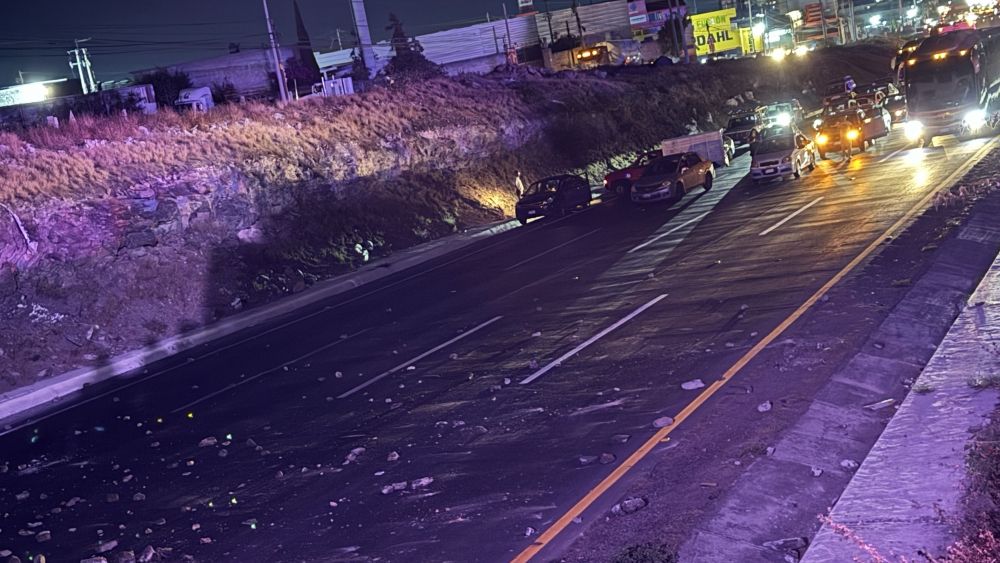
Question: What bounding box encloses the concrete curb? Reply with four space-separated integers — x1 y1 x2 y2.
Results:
803 240 1000 560
0 219 520 425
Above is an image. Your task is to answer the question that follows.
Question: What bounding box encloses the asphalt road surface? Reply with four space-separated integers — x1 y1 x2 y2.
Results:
0 128 994 563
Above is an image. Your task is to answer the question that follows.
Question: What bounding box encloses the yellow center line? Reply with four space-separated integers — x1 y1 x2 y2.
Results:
510 136 998 563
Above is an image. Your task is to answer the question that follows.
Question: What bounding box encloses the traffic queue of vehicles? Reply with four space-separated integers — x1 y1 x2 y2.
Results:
514 78 905 223
516 25 1000 225
518 28 995 223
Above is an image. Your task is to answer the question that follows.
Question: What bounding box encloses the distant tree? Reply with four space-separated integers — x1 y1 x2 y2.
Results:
211 80 239 104
135 69 193 107
549 33 581 53
381 13 442 82
284 56 321 94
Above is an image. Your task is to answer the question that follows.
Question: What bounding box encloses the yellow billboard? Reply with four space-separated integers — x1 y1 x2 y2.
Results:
739 27 764 55
691 8 739 56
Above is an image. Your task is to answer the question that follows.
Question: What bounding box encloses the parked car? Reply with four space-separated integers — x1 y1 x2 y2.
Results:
603 150 661 196
885 90 907 123
515 174 592 225
756 123 803 141
866 80 906 123
631 152 715 204
814 108 888 159
725 111 763 146
892 38 923 76
824 75 857 97
762 100 804 128
750 132 817 183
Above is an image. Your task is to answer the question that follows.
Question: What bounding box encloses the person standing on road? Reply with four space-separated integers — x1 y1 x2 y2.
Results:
515 169 526 199
839 116 855 161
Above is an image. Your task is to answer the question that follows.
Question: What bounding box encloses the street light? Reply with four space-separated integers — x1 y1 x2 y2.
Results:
870 14 883 26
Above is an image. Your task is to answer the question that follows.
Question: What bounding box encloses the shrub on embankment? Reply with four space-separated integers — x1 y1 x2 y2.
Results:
0 44 892 392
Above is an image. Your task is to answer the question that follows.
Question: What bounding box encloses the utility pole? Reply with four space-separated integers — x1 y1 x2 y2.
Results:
544 0 555 41
349 0 377 79
819 0 828 43
82 48 97 92
502 2 513 52
571 0 585 43
847 0 857 43
68 38 95 94
676 0 689 63
262 0 289 103
666 0 682 58
336 29 343 50
17 71 24 85
501 2 511 49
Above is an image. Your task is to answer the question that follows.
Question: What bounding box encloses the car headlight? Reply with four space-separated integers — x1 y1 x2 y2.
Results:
813 118 823 129
816 134 828 145
894 109 904 117
625 172 631 179
776 112 792 127
904 120 924 141
781 156 792 163
603 179 608 185
845 129 859 141
964 109 987 130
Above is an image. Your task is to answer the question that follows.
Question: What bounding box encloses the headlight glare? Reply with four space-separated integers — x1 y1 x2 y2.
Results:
904 120 924 141
964 109 987 130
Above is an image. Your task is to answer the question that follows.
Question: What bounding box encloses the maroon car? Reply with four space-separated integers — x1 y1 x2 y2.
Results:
603 150 661 197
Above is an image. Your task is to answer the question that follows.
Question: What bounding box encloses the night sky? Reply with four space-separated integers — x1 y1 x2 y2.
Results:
0 0 581 85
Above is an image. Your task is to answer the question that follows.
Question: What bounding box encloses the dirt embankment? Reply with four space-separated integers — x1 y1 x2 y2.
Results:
0 45 893 394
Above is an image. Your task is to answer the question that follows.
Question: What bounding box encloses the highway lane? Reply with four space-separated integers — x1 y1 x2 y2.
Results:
0 129 991 562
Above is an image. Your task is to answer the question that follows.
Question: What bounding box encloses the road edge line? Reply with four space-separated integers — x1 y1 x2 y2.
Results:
511 136 999 563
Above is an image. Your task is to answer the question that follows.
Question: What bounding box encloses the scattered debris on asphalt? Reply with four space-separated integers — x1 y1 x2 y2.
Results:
653 416 674 428
612 496 648 515
681 379 705 390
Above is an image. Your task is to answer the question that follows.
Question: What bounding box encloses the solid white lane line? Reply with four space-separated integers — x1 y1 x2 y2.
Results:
628 212 710 254
170 329 372 414
338 316 504 399
503 229 601 271
520 294 668 385
759 197 824 236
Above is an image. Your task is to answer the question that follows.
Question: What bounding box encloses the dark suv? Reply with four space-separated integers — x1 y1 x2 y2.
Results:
515 174 592 225
725 112 763 146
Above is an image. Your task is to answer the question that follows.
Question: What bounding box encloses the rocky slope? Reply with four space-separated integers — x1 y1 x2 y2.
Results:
0 45 893 393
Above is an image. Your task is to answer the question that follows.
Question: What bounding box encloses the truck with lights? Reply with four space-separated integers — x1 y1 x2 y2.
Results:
903 27 1000 145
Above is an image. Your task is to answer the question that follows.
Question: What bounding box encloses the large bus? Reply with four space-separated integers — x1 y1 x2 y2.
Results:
903 26 1000 145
